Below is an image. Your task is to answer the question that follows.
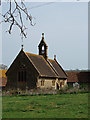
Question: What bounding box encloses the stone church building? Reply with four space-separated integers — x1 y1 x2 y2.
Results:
6 33 67 90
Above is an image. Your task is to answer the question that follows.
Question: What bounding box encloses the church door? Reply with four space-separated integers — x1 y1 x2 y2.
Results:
56 83 59 90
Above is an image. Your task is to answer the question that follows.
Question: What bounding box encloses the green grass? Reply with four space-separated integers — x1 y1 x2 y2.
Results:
2 93 88 118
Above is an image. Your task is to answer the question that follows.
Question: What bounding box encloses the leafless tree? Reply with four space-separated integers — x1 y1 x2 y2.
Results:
0 0 35 38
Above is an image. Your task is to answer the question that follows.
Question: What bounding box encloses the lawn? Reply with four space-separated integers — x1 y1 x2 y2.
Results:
2 93 88 118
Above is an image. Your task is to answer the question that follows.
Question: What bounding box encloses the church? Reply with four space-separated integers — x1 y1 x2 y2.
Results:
6 33 67 90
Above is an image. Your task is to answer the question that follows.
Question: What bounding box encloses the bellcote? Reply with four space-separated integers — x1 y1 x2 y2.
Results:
38 33 48 59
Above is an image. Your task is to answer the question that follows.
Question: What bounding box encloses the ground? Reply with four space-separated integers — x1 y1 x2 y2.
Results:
2 93 88 118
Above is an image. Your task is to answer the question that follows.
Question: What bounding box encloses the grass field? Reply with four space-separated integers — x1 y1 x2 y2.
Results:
2 93 88 118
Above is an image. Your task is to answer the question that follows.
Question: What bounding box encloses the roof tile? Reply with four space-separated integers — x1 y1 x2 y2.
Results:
48 59 67 78
25 52 57 78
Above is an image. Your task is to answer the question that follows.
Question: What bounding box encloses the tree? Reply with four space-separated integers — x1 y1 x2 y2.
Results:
0 0 35 38
0 64 7 69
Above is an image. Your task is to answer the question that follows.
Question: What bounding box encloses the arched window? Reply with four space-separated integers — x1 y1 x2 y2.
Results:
17 70 26 82
41 45 45 54
17 71 20 82
42 45 44 50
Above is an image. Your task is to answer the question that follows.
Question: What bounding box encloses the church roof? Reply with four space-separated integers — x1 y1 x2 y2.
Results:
25 52 67 79
25 52 57 78
48 59 67 79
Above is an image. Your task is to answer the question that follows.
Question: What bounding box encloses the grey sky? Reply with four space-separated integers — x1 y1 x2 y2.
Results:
1 2 88 70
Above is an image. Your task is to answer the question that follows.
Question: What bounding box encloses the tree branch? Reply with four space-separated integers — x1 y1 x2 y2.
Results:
0 0 35 38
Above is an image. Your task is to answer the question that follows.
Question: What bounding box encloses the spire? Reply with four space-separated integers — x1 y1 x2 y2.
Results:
38 33 47 47
38 33 48 59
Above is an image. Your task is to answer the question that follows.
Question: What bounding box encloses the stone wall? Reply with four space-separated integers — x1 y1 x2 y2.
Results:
37 78 56 89
55 79 67 89
37 78 67 90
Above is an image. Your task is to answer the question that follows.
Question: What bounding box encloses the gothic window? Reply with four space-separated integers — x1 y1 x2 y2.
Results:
17 70 26 82
42 45 44 50
21 71 23 81
23 71 26 82
18 72 20 82
41 45 45 54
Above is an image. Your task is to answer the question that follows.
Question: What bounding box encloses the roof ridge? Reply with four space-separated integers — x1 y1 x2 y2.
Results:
25 52 41 57
48 59 54 61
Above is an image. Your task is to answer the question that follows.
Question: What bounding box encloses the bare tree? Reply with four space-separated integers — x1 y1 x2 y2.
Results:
0 0 35 38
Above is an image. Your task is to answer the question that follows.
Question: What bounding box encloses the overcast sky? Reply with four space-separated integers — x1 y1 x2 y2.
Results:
1 2 88 70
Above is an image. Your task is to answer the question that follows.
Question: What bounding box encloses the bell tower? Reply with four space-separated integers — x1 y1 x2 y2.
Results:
38 33 48 59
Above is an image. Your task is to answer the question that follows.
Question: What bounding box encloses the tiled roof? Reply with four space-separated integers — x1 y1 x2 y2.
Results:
25 52 57 78
25 52 67 79
66 72 79 83
66 71 89 83
48 59 67 79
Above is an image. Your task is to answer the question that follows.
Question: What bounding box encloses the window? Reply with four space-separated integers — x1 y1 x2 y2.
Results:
41 80 44 86
42 50 44 54
42 45 44 50
17 70 26 82
41 45 45 54
52 80 55 86
21 71 23 81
